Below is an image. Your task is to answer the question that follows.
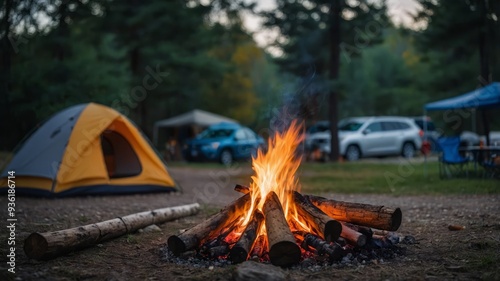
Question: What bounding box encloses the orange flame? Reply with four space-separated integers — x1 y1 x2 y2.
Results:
241 121 313 239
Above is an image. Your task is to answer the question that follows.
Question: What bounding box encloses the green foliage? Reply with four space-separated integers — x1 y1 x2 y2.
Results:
3 0 500 151
2 0 283 148
10 27 129 120
260 0 390 123
339 28 423 117
414 0 500 93
201 20 264 124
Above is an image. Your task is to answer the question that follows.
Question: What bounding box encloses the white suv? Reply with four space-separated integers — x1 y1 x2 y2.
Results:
310 116 423 161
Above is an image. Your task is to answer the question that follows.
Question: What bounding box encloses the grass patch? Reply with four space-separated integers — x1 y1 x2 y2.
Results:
168 160 499 195
298 161 500 195
125 234 138 244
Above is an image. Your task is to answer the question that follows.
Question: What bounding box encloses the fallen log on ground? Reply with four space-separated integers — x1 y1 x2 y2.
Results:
24 203 200 260
307 195 402 231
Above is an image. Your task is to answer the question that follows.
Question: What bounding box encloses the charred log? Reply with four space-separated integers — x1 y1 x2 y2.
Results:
366 234 397 249
340 222 367 247
300 232 344 262
207 244 230 259
229 210 264 264
234 184 250 195
293 191 342 243
250 234 266 260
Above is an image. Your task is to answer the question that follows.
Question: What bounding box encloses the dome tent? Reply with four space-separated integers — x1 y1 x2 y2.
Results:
1 103 177 196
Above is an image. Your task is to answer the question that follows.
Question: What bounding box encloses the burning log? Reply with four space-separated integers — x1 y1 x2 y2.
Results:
292 191 342 243
229 210 264 264
168 194 250 256
235 185 401 232
299 232 344 262
199 222 237 258
307 195 402 231
250 234 266 260
24 203 200 260
263 192 301 267
208 244 230 258
340 222 367 247
234 184 250 195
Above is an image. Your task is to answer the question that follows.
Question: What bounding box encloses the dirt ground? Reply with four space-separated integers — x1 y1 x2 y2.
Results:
1 165 499 281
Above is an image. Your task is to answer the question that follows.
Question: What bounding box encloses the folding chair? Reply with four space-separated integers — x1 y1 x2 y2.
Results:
436 137 470 178
481 153 500 179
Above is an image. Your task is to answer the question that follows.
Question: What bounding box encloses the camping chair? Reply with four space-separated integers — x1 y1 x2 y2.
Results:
480 153 500 179
436 137 471 179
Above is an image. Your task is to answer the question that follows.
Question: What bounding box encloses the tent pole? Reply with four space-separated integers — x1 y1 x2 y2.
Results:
153 124 159 148
423 110 428 178
481 110 491 146
471 108 476 134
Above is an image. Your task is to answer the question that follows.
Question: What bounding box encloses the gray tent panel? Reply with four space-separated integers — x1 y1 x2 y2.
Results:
1 104 86 179
155 109 237 128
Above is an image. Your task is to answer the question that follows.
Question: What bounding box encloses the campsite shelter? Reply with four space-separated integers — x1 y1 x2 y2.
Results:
424 82 500 144
153 109 238 146
153 109 237 160
0 103 177 196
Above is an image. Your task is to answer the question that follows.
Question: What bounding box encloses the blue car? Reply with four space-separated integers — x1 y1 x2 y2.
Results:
183 123 265 165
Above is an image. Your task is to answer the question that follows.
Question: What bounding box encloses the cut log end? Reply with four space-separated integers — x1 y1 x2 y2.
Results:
229 246 248 264
357 235 367 247
24 233 48 260
324 220 342 243
167 235 186 256
391 208 402 231
268 241 301 267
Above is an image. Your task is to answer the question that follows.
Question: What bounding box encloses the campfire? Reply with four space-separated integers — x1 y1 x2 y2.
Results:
167 121 402 267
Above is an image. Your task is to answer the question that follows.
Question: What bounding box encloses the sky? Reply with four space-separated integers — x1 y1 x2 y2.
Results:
242 0 420 50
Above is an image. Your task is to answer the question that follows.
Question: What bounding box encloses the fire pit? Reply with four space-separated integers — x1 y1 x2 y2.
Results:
166 121 410 267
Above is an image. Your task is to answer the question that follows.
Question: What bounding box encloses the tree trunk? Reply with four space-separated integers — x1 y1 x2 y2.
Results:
307 195 402 231
478 0 491 145
328 0 342 162
55 2 69 61
0 0 13 150
263 191 301 267
24 203 200 260
168 194 250 256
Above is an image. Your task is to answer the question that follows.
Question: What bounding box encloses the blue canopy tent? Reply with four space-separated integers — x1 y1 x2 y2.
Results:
424 82 500 145
425 82 500 111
